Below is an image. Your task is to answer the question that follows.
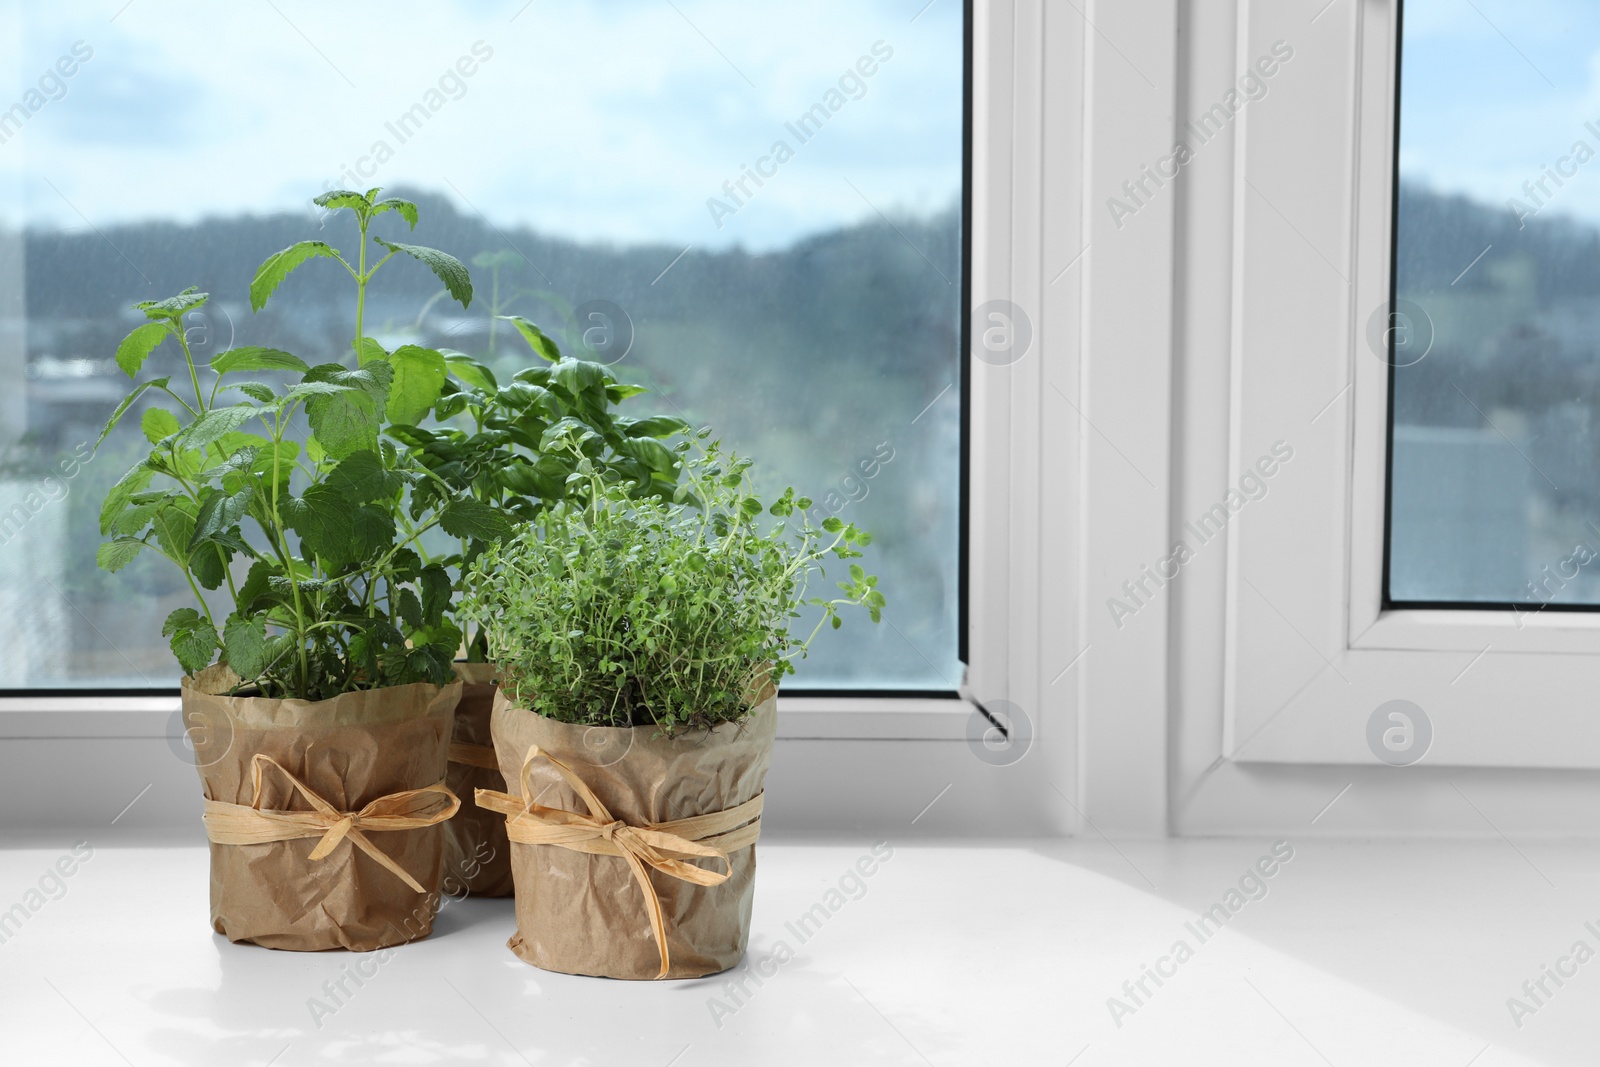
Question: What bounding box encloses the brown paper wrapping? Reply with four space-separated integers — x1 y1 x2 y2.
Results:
489 687 777 980
184 666 463 951
440 662 515 897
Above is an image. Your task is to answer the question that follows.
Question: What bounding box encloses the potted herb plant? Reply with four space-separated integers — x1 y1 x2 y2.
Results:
391 314 686 897
95 188 506 950
462 430 884 979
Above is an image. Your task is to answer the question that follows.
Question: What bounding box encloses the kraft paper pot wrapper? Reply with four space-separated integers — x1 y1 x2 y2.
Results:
488 686 776 980
440 662 515 897
184 666 462 952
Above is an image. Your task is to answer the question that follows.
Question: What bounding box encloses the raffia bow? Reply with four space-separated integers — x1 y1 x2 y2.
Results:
202 754 460 893
475 744 764 979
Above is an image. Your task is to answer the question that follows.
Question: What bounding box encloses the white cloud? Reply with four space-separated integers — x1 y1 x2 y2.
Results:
0 0 963 250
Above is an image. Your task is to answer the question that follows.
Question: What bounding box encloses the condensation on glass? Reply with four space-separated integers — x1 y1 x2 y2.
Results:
0 2 964 688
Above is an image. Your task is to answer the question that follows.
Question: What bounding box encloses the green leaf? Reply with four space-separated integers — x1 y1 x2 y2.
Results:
500 316 561 361
198 442 262 482
552 359 607 403
149 504 197 562
95 539 144 572
97 378 173 448
439 498 512 542
619 437 678 473
135 288 208 323
539 416 601 454
372 197 419 228
210 346 309 376
606 383 649 402
250 241 339 312
190 483 255 551
313 189 371 213
346 505 397 565
184 405 261 449
171 626 219 675
284 483 395 567
323 450 401 504
353 337 389 367
248 439 298 486
385 345 448 425
113 494 172 536
374 237 473 308
499 381 553 415
222 615 271 678
623 416 688 439
849 564 866 584
395 587 423 630
443 351 497 391
281 492 348 564
162 608 206 637
236 561 280 614
301 362 392 459
228 382 277 404
188 539 229 590
115 322 169 378
282 380 356 404
420 565 452 626
100 463 156 535
140 407 180 444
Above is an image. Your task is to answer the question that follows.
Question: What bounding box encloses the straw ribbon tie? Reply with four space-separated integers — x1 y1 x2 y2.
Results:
475 744 764 979
202 754 460 893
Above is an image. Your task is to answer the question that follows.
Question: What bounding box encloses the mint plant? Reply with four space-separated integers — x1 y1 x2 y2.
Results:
459 431 885 733
389 313 687 660
94 188 505 700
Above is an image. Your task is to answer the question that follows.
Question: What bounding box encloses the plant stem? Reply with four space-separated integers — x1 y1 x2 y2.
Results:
175 325 206 415
268 405 311 692
354 214 369 351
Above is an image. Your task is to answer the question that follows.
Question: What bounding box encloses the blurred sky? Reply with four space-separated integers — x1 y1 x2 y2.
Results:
0 0 962 251
1400 0 1600 226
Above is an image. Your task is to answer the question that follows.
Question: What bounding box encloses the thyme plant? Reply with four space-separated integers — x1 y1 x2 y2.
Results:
460 430 885 732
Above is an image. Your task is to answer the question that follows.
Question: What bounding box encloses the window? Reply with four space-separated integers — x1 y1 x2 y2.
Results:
1388 0 1600 609
1217 0 1600 769
0 1 967 692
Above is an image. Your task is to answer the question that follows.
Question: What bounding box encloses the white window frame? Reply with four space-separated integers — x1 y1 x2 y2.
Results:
1225 0 1600 768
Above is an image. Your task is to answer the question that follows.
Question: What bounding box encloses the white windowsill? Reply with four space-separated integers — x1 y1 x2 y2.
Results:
0 694 973 741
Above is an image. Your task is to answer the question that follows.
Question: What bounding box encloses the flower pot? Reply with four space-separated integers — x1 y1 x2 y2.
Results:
185 665 463 951
439 662 515 896
480 685 777 980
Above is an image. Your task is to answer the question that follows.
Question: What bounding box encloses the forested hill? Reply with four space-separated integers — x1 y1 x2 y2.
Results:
22 188 962 382
1396 180 1600 298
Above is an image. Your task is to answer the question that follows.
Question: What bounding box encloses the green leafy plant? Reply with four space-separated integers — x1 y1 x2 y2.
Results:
459 430 885 733
94 188 500 699
388 313 687 660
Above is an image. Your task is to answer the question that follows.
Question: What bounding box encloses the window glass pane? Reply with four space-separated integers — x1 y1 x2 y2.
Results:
0 1 963 689
1390 0 1600 605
